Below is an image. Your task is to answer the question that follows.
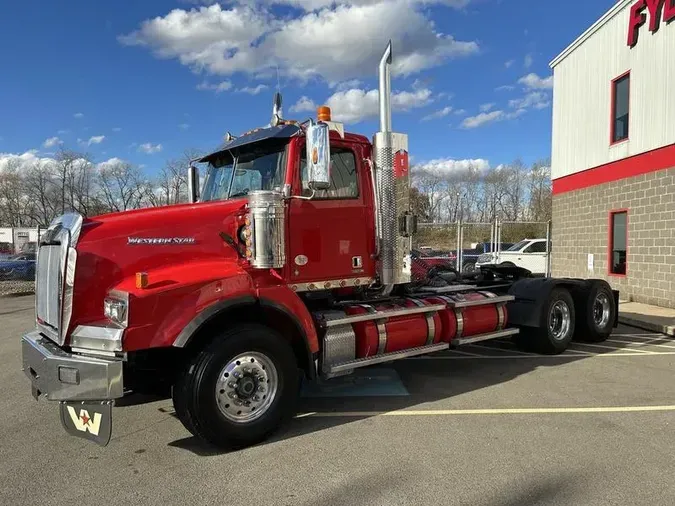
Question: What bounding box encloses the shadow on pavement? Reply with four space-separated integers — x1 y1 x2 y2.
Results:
163 327 655 455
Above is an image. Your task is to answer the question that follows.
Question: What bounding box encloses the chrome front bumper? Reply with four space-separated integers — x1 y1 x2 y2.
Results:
21 331 124 401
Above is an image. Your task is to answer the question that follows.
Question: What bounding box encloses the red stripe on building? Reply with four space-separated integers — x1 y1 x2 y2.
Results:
552 143 675 195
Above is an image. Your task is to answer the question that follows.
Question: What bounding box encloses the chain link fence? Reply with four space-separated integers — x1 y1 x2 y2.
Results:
415 220 552 275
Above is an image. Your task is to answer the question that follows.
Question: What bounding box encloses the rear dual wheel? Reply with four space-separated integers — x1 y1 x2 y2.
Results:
513 287 576 355
572 282 615 343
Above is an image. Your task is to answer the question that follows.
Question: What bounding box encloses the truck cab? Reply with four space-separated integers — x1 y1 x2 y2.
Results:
196 125 378 290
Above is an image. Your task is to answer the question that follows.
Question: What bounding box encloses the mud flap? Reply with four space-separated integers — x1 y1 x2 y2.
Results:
59 400 113 447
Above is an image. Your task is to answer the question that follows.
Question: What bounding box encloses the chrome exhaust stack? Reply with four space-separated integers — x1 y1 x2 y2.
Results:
372 41 413 293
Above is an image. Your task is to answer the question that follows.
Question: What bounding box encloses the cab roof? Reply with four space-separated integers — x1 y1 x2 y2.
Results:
198 124 371 164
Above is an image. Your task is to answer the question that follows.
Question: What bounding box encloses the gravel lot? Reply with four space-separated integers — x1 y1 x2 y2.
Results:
3 295 675 506
0 280 34 297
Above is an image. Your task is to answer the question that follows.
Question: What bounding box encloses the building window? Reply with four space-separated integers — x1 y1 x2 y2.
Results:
611 73 630 144
609 210 627 276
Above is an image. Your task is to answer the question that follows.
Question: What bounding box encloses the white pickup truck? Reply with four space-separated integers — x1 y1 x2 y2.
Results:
475 238 549 275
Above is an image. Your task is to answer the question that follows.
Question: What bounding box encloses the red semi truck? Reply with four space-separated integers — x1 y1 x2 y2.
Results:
21 42 618 449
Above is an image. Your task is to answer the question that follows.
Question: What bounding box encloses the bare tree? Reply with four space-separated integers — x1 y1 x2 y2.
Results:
155 148 204 206
0 158 26 226
97 159 145 213
23 159 59 226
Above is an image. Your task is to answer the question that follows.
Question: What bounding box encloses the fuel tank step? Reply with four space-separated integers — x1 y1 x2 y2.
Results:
451 327 520 346
325 342 450 374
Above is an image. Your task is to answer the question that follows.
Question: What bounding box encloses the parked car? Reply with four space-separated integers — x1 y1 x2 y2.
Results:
0 242 13 260
0 253 37 280
461 242 514 273
476 238 549 275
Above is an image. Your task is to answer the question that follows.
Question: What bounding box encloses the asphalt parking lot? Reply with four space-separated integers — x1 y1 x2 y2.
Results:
2 295 675 506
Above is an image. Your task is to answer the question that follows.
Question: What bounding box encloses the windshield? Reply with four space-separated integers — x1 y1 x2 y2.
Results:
201 141 288 202
505 240 530 252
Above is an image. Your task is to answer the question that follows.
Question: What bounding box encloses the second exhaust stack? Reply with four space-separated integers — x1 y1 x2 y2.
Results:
372 40 412 290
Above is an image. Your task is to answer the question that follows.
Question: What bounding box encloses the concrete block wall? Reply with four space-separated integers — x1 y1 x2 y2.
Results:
551 167 675 309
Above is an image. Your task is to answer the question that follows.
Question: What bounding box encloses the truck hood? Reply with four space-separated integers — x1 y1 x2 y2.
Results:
70 199 248 329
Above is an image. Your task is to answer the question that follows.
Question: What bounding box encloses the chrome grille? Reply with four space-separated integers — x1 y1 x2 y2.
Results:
35 212 83 346
36 245 62 331
477 253 492 263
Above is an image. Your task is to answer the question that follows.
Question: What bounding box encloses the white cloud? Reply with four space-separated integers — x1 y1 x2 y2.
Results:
119 2 479 84
509 91 550 110
421 106 453 121
289 96 317 113
290 85 433 124
138 142 163 154
197 80 233 93
524 53 533 68
74 112 84 119
453 109 466 116
43 136 63 148
0 150 57 173
479 102 495 112
237 84 269 95
112 127 122 132
461 110 505 129
504 59 515 68
414 157 491 177
57 129 70 135
88 135 106 145
97 157 126 171
179 123 190 129
334 79 362 91
495 85 515 92
518 72 553 90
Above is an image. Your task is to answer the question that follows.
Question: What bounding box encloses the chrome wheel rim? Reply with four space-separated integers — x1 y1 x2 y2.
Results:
593 293 611 328
549 300 571 341
215 352 278 423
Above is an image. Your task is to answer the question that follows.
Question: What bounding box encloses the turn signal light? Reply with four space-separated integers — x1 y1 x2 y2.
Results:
317 105 331 122
136 272 149 289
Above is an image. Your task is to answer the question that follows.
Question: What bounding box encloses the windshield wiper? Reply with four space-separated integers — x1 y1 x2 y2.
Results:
229 190 249 198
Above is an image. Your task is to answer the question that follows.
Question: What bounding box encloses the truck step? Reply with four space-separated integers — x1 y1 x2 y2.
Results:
325 343 450 374
323 304 446 328
449 294 515 308
451 328 520 346
417 284 478 294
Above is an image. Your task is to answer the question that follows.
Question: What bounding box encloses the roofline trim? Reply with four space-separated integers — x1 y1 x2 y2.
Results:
549 0 634 69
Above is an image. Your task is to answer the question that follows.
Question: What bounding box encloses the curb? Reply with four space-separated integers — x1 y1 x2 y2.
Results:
618 314 675 337
0 291 35 299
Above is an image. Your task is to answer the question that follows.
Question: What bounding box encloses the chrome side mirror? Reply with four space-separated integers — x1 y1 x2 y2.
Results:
187 165 200 203
305 121 331 190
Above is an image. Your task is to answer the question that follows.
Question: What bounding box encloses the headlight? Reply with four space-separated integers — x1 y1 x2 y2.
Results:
104 292 129 327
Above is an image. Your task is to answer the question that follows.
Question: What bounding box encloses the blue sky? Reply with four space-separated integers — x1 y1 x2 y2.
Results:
0 0 614 174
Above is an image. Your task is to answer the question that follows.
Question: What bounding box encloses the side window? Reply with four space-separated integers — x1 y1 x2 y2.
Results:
300 146 359 199
525 241 547 253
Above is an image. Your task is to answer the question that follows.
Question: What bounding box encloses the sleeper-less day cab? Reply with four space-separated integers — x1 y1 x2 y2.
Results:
21 42 620 449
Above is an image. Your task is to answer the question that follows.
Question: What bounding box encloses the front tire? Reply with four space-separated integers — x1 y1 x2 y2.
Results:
172 324 299 450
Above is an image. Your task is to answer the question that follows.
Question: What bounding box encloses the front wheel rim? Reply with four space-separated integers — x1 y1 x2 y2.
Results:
549 300 571 341
215 352 279 423
593 293 611 328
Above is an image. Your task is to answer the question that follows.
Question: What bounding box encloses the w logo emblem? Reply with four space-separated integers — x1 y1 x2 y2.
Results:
59 401 112 445
66 407 102 435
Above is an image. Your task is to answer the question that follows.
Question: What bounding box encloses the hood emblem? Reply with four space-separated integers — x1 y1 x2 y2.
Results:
127 237 196 245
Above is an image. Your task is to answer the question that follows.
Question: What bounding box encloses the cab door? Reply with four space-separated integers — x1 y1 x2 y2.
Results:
286 138 375 287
